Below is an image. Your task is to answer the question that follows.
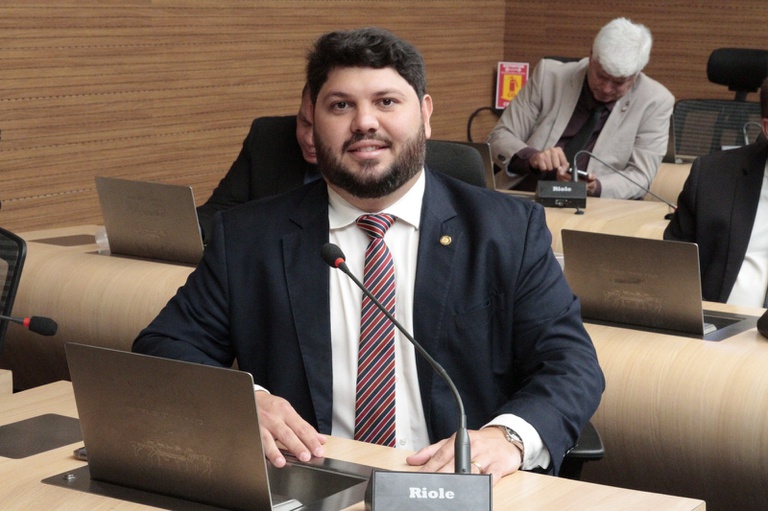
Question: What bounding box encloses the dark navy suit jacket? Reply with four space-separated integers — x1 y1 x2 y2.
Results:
665 140 767 302
196 115 316 243
135 169 604 474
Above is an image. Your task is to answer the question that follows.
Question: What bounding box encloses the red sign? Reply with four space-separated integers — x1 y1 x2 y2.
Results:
495 62 529 110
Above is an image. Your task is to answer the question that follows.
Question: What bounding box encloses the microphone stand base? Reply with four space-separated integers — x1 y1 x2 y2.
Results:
535 180 587 209
364 469 491 510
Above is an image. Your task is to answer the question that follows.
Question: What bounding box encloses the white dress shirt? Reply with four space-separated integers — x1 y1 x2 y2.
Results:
326 171 550 470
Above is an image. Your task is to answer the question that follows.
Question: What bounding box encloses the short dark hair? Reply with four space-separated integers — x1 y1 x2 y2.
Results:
761 77 768 119
306 27 427 103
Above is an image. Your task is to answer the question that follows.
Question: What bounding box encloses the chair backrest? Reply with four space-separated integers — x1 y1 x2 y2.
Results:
0 228 26 353
452 140 496 189
425 139 487 188
672 99 762 159
707 48 768 101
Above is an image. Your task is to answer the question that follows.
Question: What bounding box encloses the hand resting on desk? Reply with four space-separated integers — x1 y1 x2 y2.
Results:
406 427 523 486
255 391 327 468
255 390 522 486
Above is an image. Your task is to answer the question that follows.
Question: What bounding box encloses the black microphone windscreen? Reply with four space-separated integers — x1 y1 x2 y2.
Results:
28 316 58 336
758 309 768 339
321 243 346 268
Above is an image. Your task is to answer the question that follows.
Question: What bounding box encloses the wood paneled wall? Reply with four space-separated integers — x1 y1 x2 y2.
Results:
3 1 768 232
0 1 504 232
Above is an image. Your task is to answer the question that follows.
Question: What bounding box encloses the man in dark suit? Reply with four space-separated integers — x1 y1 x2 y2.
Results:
664 79 768 308
196 85 319 243
134 27 603 483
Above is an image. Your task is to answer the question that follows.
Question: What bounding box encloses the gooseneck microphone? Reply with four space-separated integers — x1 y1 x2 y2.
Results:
574 149 678 218
321 243 471 475
743 121 763 146
0 314 58 336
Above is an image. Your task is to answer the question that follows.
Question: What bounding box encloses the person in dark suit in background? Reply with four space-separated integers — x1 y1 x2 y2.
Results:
665 77 768 308
196 85 319 243
134 27 603 484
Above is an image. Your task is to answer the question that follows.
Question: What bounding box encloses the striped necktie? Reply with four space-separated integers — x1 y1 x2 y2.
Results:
354 214 397 447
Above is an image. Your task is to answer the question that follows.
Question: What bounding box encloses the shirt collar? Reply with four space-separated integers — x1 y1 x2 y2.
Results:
328 170 425 231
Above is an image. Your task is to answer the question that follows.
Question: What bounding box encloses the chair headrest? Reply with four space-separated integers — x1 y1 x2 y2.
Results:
707 48 768 94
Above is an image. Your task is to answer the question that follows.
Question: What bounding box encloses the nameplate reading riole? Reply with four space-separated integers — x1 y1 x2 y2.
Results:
535 180 587 208
364 470 492 511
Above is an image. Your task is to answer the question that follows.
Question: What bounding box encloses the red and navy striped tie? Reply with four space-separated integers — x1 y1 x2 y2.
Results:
354 214 397 447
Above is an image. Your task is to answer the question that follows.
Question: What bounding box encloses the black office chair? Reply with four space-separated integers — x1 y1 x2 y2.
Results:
673 48 768 159
707 48 768 102
0 227 27 355
425 139 487 188
559 421 604 480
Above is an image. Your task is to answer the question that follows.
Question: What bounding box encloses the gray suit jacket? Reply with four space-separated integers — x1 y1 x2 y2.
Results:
488 58 674 199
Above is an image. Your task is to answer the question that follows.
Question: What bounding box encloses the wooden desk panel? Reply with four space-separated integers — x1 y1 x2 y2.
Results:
1 225 192 389
0 370 11 397
2 204 671 390
541 197 671 253
647 162 691 206
583 302 768 511
0 381 704 510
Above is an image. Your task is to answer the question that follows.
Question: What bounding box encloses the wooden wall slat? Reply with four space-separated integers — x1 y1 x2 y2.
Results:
0 1 505 231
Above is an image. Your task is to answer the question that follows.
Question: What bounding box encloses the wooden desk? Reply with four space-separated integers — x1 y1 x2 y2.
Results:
0 381 704 510
541 197 671 253
582 302 768 511
1 225 192 389
6 224 765 510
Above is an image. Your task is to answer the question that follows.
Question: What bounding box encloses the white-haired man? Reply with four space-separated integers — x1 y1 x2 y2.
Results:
488 17 674 198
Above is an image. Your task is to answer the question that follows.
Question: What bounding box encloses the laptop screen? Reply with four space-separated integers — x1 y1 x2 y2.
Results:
58 343 370 511
95 176 204 265
561 229 707 335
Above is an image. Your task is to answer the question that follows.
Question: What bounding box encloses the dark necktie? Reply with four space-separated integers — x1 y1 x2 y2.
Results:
354 214 397 447
563 104 606 170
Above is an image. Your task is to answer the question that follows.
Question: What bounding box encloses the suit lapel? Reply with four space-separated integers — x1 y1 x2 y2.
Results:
282 183 335 433
549 61 587 146
412 171 461 437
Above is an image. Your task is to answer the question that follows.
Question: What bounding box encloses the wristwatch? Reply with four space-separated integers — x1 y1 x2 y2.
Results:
496 425 525 468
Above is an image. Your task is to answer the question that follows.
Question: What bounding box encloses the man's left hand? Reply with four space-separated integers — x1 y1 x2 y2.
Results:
405 428 522 486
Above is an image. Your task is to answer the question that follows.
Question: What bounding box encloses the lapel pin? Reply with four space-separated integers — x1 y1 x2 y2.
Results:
440 235 452 246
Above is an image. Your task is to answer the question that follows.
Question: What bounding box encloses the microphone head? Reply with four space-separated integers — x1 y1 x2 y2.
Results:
28 316 58 336
321 243 346 269
758 309 768 340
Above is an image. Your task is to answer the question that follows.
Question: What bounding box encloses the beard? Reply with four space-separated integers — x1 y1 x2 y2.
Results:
316 126 426 199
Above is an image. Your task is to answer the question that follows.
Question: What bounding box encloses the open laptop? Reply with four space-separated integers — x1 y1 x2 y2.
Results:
45 343 372 510
95 176 204 265
561 229 758 341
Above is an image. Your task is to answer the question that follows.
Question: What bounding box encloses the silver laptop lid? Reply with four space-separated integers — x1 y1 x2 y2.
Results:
561 229 706 335
95 176 204 265
66 342 277 511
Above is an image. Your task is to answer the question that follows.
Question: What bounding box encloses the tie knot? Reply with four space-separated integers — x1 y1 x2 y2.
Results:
357 214 395 239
